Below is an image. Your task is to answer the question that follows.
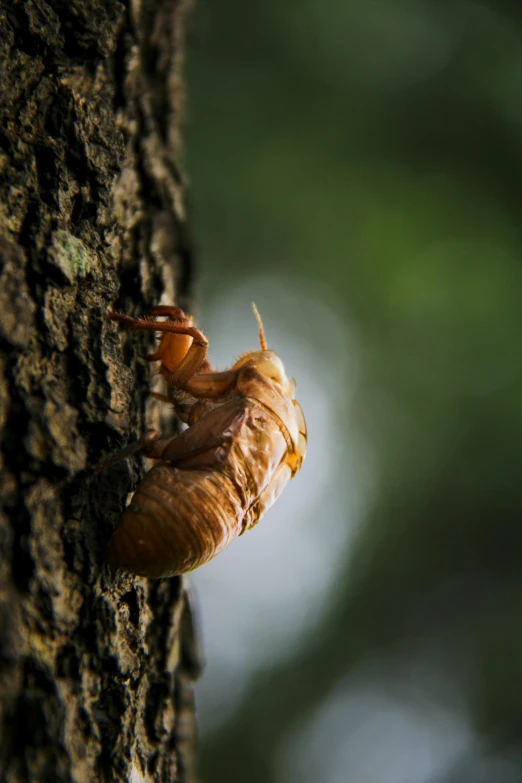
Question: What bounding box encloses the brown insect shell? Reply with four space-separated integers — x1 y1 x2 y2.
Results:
106 349 306 578
232 352 304 472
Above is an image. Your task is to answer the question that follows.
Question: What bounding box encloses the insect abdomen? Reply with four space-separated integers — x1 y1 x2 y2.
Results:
106 462 244 578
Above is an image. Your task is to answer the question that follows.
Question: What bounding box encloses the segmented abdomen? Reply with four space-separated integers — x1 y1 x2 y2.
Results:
105 461 245 578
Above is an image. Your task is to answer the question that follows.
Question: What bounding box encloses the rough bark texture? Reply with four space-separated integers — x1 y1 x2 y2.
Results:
0 1 199 781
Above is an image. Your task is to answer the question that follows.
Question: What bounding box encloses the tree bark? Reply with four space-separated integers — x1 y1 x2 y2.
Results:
0 1 199 781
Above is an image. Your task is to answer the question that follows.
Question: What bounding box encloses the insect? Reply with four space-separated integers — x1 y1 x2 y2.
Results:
104 303 307 578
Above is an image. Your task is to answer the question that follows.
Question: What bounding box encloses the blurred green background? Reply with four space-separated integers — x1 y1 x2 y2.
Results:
184 1 522 781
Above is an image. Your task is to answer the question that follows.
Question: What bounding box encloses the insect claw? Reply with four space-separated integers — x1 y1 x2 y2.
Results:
108 311 140 330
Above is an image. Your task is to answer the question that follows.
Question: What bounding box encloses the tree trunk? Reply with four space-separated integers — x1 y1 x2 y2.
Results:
0 1 199 781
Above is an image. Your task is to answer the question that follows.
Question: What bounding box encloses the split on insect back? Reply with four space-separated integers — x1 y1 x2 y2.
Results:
104 303 307 579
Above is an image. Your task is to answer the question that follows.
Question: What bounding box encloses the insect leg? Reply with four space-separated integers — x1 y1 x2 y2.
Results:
160 435 232 466
177 369 239 399
109 308 240 398
109 306 189 328
151 368 238 406
93 430 161 473
145 307 193 362
109 312 206 351
109 312 210 385
153 404 243 462
95 429 214 470
150 332 241 398
112 423 229 466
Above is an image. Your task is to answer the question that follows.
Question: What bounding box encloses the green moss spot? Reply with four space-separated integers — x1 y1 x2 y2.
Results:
48 230 92 283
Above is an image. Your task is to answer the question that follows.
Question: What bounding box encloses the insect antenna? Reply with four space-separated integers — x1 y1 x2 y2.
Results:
252 302 267 351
